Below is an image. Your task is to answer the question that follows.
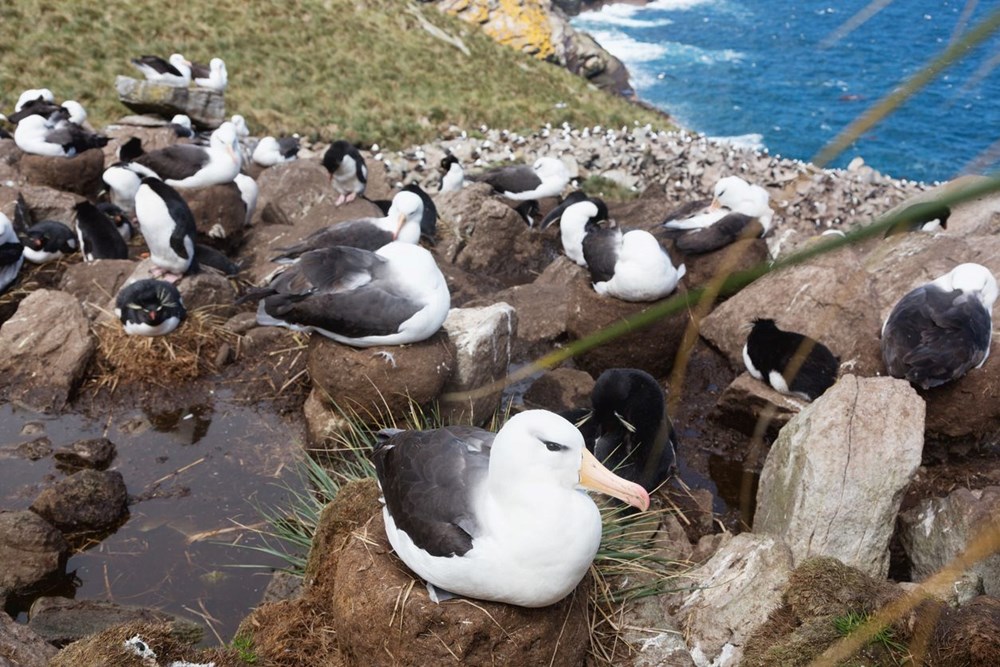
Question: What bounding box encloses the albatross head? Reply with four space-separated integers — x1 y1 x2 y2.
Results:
710 175 753 211
938 263 999 310
387 190 424 241
211 122 242 169
489 410 650 511
532 157 570 184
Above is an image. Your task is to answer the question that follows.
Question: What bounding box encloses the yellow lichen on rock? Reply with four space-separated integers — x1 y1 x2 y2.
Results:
439 0 556 61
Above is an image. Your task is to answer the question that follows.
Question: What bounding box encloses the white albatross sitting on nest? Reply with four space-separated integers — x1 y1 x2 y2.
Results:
373 410 650 607
130 121 242 188
243 241 450 347
661 175 774 254
468 156 570 201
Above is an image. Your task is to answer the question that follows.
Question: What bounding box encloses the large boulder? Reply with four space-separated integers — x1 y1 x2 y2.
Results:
59 260 137 320
181 182 249 253
711 372 808 436
673 533 795 667
28 597 202 647
17 149 105 198
567 277 690 378
754 375 924 577
899 486 1000 599
30 470 129 536
0 510 68 596
0 611 58 667
307 333 455 427
0 289 96 412
115 76 225 128
439 302 517 424
0 183 84 226
436 183 561 288
523 367 595 413
699 244 881 376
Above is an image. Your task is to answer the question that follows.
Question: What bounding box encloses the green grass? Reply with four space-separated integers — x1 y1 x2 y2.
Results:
230 633 259 664
0 0 670 146
833 610 911 664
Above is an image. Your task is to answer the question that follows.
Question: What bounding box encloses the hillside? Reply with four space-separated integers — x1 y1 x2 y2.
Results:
0 0 671 146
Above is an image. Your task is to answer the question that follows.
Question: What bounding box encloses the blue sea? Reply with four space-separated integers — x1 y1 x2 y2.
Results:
572 0 1000 183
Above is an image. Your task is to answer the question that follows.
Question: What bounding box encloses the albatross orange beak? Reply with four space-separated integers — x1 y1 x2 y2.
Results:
393 212 407 240
708 197 722 211
579 448 650 511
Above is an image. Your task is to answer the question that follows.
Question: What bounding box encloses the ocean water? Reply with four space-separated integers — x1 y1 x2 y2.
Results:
573 0 1000 183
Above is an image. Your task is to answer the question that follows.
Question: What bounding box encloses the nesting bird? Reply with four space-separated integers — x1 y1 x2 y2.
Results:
134 177 198 281
662 175 773 254
191 57 228 92
130 54 192 86
115 279 187 336
131 121 242 188
541 194 608 266
251 136 299 167
373 410 649 607
323 141 367 206
468 156 570 201
13 113 108 157
881 263 998 389
21 220 77 264
588 229 685 302
270 189 426 262
246 242 450 347
571 369 678 493
742 319 839 401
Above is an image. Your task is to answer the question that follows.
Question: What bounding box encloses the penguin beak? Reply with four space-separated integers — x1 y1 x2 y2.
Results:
393 212 407 240
579 448 650 511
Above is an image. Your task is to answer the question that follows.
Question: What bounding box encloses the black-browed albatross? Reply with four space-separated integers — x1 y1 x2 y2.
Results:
881 263 998 389
245 241 450 347
373 409 650 607
131 121 242 188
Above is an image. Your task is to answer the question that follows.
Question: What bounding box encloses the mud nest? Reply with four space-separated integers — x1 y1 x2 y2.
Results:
90 307 238 391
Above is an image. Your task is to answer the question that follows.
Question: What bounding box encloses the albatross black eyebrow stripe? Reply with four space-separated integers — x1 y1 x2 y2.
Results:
544 440 568 452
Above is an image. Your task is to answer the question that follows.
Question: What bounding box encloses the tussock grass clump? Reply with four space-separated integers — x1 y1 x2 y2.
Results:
1 0 670 146
90 307 236 392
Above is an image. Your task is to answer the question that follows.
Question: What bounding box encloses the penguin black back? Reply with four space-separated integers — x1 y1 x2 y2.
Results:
744 318 839 401
75 202 129 260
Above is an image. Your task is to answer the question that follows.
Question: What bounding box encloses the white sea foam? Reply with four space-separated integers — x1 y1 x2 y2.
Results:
575 4 673 29
584 29 668 63
709 132 766 151
647 0 719 10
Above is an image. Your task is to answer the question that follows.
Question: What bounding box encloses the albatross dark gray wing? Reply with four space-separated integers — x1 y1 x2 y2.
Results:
468 164 541 195
134 144 210 181
660 198 713 224
582 222 621 283
882 286 992 389
270 218 393 261
665 213 762 255
373 426 492 557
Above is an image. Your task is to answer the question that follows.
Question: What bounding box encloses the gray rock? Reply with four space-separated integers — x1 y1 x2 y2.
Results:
27 597 203 647
1 436 53 461
754 375 924 578
0 183 84 227
30 469 129 535
115 76 225 128
523 367 595 413
0 510 68 596
58 259 137 320
711 372 807 436
181 182 248 252
53 437 116 471
439 302 517 425
0 610 58 667
899 486 1000 600
675 533 794 667
0 289 96 412
302 387 351 448
121 259 237 317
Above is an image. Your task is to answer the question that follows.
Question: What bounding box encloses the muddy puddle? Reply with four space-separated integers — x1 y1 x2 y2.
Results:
0 390 309 645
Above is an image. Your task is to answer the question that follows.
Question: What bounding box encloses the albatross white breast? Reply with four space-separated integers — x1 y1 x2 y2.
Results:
662 175 773 254
373 410 650 607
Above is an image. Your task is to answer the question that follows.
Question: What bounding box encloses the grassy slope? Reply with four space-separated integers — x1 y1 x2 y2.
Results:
0 0 670 147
